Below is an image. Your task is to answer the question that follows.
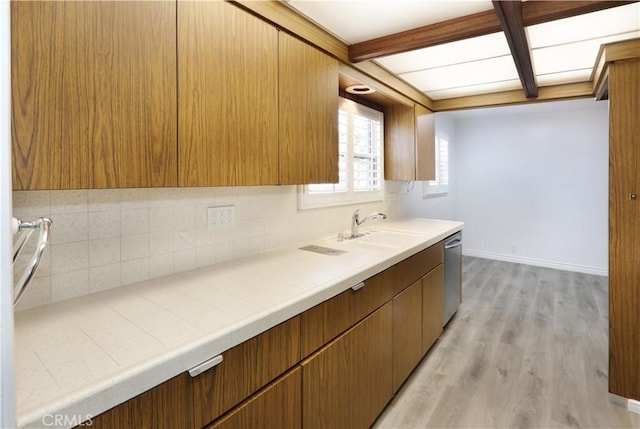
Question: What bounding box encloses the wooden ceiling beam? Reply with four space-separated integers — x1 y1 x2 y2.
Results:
348 1 638 63
492 1 537 98
522 1 637 26
348 10 501 63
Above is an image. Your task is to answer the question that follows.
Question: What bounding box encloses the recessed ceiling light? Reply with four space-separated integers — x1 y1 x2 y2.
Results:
345 84 376 94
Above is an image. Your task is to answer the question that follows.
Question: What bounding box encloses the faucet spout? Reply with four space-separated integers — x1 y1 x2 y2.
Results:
350 209 387 239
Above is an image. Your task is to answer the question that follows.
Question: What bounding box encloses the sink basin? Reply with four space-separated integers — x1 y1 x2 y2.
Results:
327 230 423 250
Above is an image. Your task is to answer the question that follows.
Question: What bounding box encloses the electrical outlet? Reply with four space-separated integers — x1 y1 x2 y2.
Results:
207 205 235 230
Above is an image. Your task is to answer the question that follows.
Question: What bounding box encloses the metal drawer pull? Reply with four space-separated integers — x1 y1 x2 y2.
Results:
188 354 223 377
351 282 365 291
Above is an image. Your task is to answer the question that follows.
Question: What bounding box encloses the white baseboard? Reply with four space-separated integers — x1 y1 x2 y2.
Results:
611 394 640 415
462 249 608 277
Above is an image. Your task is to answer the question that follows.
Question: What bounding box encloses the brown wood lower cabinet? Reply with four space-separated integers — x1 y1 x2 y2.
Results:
302 302 393 429
80 239 455 429
423 265 444 354
89 373 192 429
192 316 301 427
392 279 423 393
207 367 301 429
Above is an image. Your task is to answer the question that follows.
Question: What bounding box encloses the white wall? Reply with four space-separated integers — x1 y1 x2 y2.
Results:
456 99 608 275
1 0 16 426
406 98 608 275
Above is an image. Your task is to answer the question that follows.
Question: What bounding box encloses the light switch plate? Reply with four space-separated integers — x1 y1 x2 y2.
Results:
207 205 235 230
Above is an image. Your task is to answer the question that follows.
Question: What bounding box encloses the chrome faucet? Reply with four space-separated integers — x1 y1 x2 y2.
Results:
350 209 387 239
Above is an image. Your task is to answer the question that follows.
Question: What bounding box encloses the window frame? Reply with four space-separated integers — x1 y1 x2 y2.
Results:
298 97 384 210
423 137 449 197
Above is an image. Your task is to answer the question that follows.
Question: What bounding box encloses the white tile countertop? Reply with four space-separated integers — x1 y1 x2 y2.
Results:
13 217 463 429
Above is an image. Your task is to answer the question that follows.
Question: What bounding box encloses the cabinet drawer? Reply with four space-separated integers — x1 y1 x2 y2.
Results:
392 242 443 295
192 316 300 427
206 367 301 429
300 268 393 358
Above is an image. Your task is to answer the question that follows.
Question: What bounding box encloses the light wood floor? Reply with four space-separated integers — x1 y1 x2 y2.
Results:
374 256 640 429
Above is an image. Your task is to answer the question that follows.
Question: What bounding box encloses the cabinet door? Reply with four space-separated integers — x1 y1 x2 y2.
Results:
178 1 278 186
423 264 444 355
11 1 177 190
384 104 416 180
415 104 436 181
207 367 301 429
300 265 394 359
279 33 339 185
302 302 393 429
192 316 300 427
89 374 192 429
392 279 423 393
609 59 640 401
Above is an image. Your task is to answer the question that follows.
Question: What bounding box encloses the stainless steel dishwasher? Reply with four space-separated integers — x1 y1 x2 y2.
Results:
443 232 462 327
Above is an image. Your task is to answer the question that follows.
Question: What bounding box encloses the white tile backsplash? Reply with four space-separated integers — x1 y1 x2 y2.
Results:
49 190 88 214
89 237 121 267
51 270 89 302
120 208 149 235
13 185 406 309
121 233 150 261
89 211 121 239
51 242 89 274
50 212 89 245
121 258 150 286
89 264 122 294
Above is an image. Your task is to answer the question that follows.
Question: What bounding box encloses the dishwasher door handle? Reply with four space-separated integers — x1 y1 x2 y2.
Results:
444 239 462 249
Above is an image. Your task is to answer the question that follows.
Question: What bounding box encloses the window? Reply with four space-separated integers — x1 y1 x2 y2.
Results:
299 98 384 209
424 138 449 197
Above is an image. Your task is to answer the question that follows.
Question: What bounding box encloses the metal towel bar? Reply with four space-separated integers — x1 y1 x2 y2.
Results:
12 217 52 305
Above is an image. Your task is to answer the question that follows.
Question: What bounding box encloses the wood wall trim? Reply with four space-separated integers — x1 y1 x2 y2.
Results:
338 63 414 107
230 0 433 110
433 81 593 111
593 38 640 100
492 0 537 98
229 1 637 113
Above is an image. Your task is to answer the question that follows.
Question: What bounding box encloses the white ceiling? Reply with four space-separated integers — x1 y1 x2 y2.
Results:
286 0 494 44
285 1 640 100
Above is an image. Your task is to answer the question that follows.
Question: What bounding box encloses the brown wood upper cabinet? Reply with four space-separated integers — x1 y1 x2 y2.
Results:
384 103 435 181
180 9 339 187
279 32 339 185
178 1 279 187
11 1 177 190
13 1 339 190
